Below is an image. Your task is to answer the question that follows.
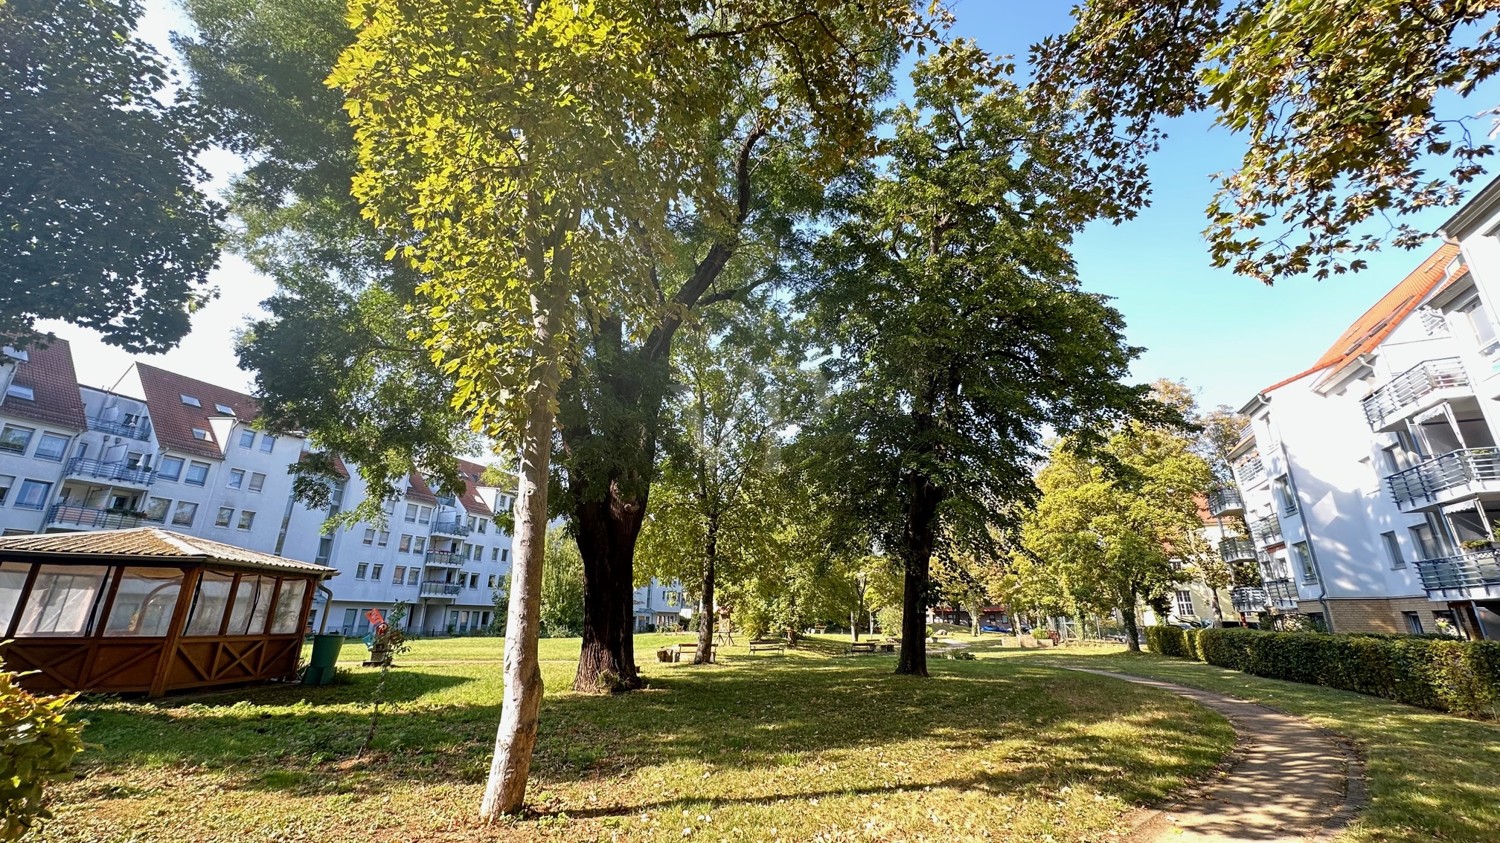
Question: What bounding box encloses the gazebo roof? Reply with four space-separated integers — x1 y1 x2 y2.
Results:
0 528 336 578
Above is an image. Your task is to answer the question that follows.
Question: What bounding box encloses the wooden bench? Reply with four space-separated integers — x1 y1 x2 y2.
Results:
748 639 785 654
877 641 896 653
849 641 877 654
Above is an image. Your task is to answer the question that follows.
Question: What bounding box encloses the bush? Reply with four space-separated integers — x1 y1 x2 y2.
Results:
1194 627 1500 719
1184 628 1203 661
1144 625 1189 658
1 654 86 839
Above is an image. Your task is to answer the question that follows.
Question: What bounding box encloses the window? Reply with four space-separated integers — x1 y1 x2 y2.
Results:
1273 476 1297 514
184 572 234 635
1410 522 1443 561
184 461 209 486
158 456 183 481
144 497 170 522
191 428 210 441
469 573 479 589
227 469 245 489
405 503 419 523
238 430 255 449
413 536 426 554
501 548 509 563
393 565 406 583
171 501 198 527
1174 590 1194 618
377 530 389 547
407 569 419 585
14 565 110 637
418 506 431 525
0 475 11 506
399 534 412 553
180 394 202 407
665 590 680 608
248 472 265 492
1 563 27 633
1381 531 1406 569
33 433 67 462
225 576 272 635
1293 541 1317 582
363 528 375 546
1461 297 1499 355
478 518 487 534
237 510 256 531
259 435 276 453
14 480 50 511
104 568 183 636
371 564 383 581
1403 612 1425 634
214 403 235 416
487 574 497 588
5 384 33 401
0 424 34 455
356 563 368 580
470 544 481 561
491 547 500 562
215 507 234 528
270 580 306 634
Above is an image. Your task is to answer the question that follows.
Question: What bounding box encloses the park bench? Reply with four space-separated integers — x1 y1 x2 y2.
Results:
848 641 877 654
748 638 785 654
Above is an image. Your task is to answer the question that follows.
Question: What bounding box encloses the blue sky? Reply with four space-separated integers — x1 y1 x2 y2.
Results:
45 0 1489 412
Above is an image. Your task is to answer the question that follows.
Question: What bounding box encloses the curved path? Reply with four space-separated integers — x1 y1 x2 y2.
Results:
1068 669 1366 843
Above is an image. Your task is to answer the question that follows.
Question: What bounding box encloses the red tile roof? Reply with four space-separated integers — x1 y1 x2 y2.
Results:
404 471 438 504
0 338 87 430
0 527 335 577
1263 244 1460 394
456 457 495 515
137 363 260 460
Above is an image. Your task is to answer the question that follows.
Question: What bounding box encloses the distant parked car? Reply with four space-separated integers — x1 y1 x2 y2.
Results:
979 623 1009 634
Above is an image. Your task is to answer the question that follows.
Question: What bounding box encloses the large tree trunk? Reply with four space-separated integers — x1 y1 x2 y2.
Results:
573 489 646 691
694 519 718 664
1122 587 1141 653
896 471 944 677
479 281 566 819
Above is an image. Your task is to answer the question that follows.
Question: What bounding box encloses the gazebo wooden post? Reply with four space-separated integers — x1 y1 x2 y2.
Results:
4 564 40 639
149 567 202 698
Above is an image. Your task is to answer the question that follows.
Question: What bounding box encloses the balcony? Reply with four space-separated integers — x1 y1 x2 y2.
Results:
1263 578 1300 612
1361 358 1470 431
1230 586 1268 614
63 457 154 488
1207 488 1244 517
87 415 152 442
424 550 464 569
1252 515 1283 548
419 581 462 600
430 520 470 538
1385 448 1500 512
46 503 151 531
1415 551 1500 601
1219 537 1257 563
1236 454 1266 487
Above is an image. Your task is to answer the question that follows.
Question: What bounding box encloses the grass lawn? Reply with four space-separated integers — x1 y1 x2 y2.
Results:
1006 646 1500 843
34 634 1231 842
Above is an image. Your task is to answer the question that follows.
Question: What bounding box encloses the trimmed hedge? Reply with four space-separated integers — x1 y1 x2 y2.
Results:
1191 627 1500 719
1143 625 1190 658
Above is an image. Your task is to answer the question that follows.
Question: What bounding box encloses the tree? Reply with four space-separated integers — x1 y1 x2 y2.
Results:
1031 0 1500 283
1019 385 1214 652
540 529 586 638
801 43 1154 678
0 0 224 351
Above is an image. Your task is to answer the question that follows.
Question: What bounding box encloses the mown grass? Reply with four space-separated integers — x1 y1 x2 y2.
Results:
1007 646 1500 843
34 634 1230 842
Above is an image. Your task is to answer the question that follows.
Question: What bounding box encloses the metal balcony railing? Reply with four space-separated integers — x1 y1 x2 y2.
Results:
1263 578 1300 611
1237 454 1266 486
1219 537 1257 562
419 581 462 598
424 550 464 568
63 457 154 486
1361 358 1468 428
88 415 152 441
1415 551 1500 596
1207 487 1244 516
1230 586 1268 614
1252 515 1283 547
46 503 149 530
1385 448 1500 508
430 520 471 538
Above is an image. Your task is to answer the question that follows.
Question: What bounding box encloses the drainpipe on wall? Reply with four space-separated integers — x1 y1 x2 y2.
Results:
1279 439 1334 631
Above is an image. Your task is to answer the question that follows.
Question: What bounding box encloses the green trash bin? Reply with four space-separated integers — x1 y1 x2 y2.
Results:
304 633 344 686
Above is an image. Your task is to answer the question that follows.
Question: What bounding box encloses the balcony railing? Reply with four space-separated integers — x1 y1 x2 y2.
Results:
1237 454 1266 486
1219 537 1257 562
430 520 471 538
1385 448 1500 509
1263 578 1300 611
63 457 154 486
1230 586 1268 614
1361 358 1468 429
46 503 150 530
424 550 464 568
419 581 462 599
88 415 152 441
1207 487 1243 516
1252 515 1283 547
1415 550 1500 599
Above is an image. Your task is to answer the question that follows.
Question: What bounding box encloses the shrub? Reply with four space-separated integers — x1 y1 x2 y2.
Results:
1183 628 1203 661
1144 625 1189 658
1 654 86 839
1194 627 1500 719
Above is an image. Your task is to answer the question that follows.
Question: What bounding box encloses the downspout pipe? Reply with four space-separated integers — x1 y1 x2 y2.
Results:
1279 440 1334 630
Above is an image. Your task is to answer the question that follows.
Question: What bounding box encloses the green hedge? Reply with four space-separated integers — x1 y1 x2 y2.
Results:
1192 627 1500 719
1143 625 1189 658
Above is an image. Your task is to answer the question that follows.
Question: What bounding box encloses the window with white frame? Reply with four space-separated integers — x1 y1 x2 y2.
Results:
393 565 406 583
237 510 255 530
5 384 33 401
406 568 419 585
405 503 418 523
0 424 34 455
238 430 255 448
13 479 49 510
215 403 235 416
215 507 234 528
144 497 169 522
356 562 368 580
158 456 183 481
1461 296 1499 356
184 461 209 486
248 472 265 492
363 528 375 546
399 534 412 553
33 433 67 462
0 474 13 506
171 501 198 527
1381 531 1405 569
378 530 390 547
1273 475 1297 514
191 428 210 441
413 536 426 554
371 563 383 581
1293 541 1317 581
1174 590 1194 618
180 394 201 407
227 468 245 489
259 435 276 453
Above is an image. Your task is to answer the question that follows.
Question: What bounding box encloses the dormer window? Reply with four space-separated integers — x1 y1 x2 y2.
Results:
181 394 202 407
215 403 235 415
5 384 33 401
191 428 211 441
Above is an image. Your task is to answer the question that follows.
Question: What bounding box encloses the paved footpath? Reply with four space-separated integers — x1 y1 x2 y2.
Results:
1068 669 1366 843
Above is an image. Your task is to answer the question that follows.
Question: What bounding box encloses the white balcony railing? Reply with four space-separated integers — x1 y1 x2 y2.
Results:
1385 448 1500 510
1361 358 1469 429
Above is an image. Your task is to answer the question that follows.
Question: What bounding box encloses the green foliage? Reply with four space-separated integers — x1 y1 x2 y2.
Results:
875 605 903 638
540 530 585 638
1195 628 1500 719
489 575 510 636
0 652 86 840
1031 0 1500 282
0 0 224 351
1143 625 1190 658
1184 628 1204 661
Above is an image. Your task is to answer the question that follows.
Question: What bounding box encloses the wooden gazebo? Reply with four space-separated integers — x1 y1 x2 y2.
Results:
0 528 335 697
